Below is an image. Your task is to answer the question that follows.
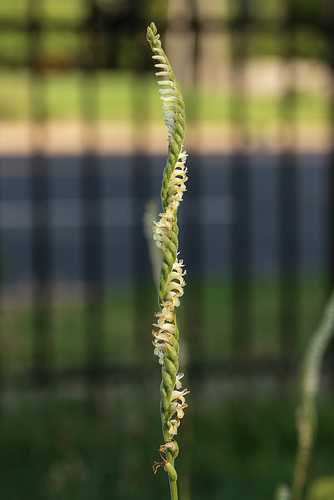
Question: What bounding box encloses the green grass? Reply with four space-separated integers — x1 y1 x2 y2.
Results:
200 273 328 361
0 70 331 126
0 273 333 499
1 284 137 373
0 389 333 500
0 274 329 375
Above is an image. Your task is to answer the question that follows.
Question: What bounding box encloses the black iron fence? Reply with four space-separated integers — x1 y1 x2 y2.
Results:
0 0 334 394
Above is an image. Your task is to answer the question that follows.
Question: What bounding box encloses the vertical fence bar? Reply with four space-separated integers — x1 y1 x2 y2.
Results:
178 9 205 499
326 5 334 286
0 160 3 405
81 0 105 392
130 4 154 367
131 149 153 366
229 0 252 358
324 3 334 386
181 1 205 372
278 2 299 368
28 0 53 387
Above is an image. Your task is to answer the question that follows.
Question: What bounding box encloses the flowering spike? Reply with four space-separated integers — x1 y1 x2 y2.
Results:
147 22 189 500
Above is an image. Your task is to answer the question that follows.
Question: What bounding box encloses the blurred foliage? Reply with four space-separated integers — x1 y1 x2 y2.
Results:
295 29 328 60
41 0 89 24
0 0 167 70
0 0 332 70
0 0 29 23
230 0 327 24
248 30 328 60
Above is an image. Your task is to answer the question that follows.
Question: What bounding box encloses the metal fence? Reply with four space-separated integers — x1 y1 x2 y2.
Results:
0 0 334 395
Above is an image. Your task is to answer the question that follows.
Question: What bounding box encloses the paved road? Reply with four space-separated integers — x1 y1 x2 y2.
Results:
0 153 332 287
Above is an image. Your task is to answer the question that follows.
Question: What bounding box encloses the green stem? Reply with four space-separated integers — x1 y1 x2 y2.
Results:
291 286 334 500
167 452 178 500
169 478 178 500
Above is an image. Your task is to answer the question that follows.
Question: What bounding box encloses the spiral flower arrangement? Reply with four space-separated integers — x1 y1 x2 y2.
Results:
146 22 189 500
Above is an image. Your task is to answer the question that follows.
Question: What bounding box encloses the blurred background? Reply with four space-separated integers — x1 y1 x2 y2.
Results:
1 0 334 499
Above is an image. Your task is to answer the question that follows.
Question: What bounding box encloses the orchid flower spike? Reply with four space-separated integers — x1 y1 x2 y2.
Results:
146 22 189 500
